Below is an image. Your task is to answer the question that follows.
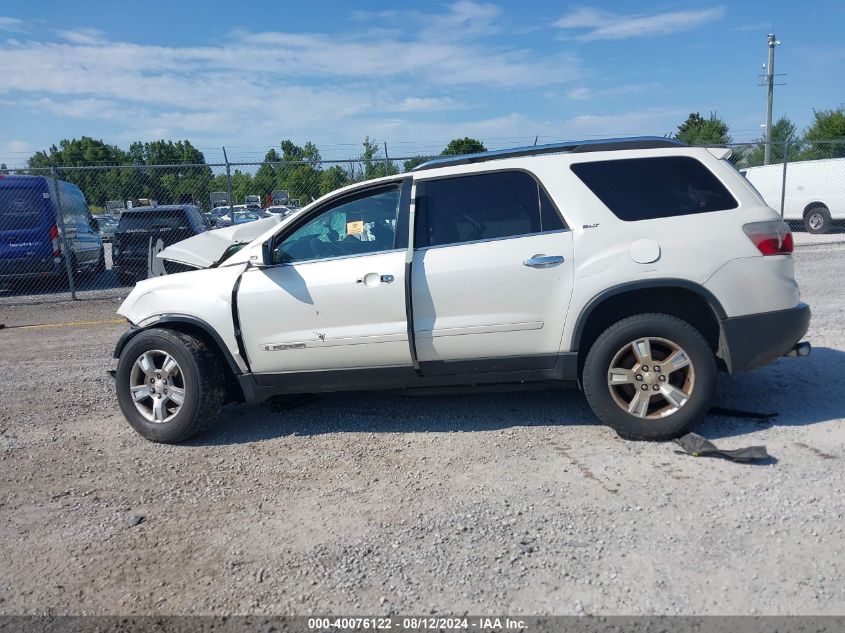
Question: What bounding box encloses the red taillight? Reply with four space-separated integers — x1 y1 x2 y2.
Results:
743 220 793 256
49 224 61 257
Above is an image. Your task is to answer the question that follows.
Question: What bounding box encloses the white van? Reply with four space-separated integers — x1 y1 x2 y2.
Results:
742 157 845 233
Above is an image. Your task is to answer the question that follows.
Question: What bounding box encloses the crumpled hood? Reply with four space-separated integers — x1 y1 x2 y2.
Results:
157 215 283 269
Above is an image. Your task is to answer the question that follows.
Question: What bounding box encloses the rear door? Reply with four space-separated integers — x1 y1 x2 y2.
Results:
412 170 575 372
0 179 52 276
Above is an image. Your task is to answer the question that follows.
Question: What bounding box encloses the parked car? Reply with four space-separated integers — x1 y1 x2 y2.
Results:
264 205 294 217
112 205 209 284
112 137 810 444
0 174 104 286
741 157 845 234
206 207 232 227
97 215 119 242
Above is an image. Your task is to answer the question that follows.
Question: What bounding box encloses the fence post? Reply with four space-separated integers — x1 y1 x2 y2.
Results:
383 141 390 175
50 165 77 300
780 137 790 219
222 146 234 215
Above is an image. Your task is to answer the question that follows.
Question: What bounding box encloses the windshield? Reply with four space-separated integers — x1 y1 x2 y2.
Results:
118 210 190 231
0 186 46 231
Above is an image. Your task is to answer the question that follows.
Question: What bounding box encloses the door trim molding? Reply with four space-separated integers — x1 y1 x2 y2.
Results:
237 352 579 404
415 320 543 339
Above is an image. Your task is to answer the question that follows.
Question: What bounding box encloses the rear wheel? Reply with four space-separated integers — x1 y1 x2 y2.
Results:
116 328 225 443
804 206 831 234
582 313 717 441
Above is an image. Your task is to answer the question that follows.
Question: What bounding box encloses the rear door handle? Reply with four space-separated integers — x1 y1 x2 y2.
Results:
523 254 564 268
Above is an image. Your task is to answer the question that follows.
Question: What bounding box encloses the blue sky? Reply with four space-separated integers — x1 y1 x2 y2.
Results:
1 0 843 165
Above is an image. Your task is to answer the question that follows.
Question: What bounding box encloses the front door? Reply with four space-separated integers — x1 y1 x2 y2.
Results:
412 169 575 372
237 183 412 374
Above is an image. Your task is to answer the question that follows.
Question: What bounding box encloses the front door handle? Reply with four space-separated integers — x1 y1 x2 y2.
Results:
523 254 564 268
357 272 395 286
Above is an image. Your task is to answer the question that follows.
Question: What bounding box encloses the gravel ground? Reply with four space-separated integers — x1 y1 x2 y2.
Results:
0 246 843 616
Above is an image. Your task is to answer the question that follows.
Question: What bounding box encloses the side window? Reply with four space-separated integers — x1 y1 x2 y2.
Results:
74 190 92 229
58 183 78 228
187 207 205 231
272 186 400 264
417 171 565 248
570 156 738 221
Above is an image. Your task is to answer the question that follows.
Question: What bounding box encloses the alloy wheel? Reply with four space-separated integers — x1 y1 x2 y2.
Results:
606 336 695 419
129 350 186 423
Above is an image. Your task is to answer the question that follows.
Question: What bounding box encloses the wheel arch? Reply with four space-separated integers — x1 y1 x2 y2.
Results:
803 201 829 216
572 280 726 370
114 316 245 396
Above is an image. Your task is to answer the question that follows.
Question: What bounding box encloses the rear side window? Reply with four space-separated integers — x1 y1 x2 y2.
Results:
0 186 45 230
118 211 190 232
417 170 565 248
571 156 738 221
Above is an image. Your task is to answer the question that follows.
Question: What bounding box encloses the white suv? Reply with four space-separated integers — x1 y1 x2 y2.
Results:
113 137 810 443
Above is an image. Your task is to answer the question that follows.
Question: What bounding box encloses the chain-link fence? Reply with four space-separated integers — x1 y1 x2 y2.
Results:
0 154 431 306
1 139 843 308
721 138 845 244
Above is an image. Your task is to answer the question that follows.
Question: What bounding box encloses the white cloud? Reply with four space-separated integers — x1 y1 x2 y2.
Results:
0 138 33 160
0 16 25 33
0 2 587 152
389 97 464 112
565 82 661 101
561 108 685 137
54 28 107 45
555 6 725 41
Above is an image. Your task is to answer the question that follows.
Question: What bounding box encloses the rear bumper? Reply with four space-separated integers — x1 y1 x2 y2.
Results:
112 259 146 278
720 303 811 373
0 258 62 281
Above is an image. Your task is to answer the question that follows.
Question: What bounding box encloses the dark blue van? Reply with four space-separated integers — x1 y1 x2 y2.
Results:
0 175 104 285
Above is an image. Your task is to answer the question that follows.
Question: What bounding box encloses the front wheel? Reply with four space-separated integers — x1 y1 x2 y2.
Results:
116 328 225 443
582 313 717 441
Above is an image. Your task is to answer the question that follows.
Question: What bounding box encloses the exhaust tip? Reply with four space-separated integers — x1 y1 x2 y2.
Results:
785 341 812 358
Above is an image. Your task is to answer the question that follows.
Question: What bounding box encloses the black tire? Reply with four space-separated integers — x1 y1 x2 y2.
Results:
94 247 106 273
54 255 79 289
582 313 717 441
804 206 831 234
116 328 225 443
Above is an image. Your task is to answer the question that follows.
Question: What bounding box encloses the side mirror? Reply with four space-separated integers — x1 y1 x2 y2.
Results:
91 218 100 232
261 240 274 266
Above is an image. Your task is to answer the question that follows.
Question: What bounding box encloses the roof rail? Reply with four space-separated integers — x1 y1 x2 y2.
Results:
412 136 686 171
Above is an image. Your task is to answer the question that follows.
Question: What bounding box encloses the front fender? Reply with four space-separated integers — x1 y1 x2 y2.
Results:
116 266 248 372
113 315 246 375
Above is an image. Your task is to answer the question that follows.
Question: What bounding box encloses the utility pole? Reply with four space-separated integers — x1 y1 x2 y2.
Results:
763 33 780 165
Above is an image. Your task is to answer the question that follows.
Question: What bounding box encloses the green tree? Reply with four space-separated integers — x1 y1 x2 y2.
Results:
286 164 323 202
125 140 212 207
27 137 130 206
799 107 845 160
319 165 350 196
403 156 430 171
253 148 282 199
675 113 731 146
361 137 399 180
745 116 798 166
230 169 255 205
442 137 486 156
